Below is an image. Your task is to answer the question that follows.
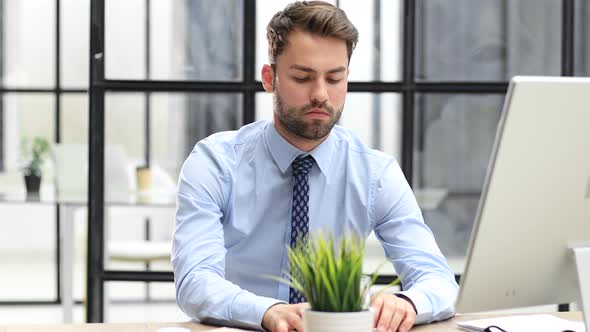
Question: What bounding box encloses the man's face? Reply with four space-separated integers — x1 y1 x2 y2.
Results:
268 30 349 141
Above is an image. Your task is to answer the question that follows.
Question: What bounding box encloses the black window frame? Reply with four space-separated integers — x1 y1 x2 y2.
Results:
86 0 577 322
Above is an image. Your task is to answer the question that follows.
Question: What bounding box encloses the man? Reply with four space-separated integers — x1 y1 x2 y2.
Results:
172 2 458 332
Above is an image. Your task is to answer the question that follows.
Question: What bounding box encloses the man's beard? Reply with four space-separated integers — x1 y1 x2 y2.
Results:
273 90 342 140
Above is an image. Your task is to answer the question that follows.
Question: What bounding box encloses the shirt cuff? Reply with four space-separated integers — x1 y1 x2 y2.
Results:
395 289 431 325
394 293 417 313
230 291 285 330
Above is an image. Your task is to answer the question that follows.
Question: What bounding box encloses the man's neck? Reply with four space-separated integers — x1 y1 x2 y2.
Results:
273 122 328 152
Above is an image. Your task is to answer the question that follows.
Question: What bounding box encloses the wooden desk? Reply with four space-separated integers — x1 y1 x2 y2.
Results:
0 313 582 332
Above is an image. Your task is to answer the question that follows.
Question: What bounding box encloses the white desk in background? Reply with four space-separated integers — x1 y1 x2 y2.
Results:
0 190 175 323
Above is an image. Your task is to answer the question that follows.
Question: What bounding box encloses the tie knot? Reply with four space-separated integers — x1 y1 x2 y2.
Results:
292 155 315 176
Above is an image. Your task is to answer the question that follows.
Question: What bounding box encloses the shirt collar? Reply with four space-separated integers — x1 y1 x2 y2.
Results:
265 122 334 176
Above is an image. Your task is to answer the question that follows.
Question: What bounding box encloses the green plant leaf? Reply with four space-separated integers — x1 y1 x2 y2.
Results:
270 230 397 312
20 136 51 176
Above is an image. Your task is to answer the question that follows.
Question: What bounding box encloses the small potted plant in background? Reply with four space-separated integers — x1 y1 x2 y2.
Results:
281 232 399 332
21 136 50 194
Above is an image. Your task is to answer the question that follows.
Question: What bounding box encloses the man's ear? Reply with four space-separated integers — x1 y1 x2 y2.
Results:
261 64 275 93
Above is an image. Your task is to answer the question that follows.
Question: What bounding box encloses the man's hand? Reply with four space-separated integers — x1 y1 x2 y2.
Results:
371 294 416 332
262 303 309 332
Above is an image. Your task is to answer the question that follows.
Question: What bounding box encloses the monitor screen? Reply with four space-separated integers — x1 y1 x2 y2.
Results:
455 77 590 322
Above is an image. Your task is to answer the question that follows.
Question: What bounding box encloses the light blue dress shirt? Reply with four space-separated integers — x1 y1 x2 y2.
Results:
173 120 458 330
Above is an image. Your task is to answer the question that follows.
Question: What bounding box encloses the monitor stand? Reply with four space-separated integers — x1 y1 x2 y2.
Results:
573 247 590 329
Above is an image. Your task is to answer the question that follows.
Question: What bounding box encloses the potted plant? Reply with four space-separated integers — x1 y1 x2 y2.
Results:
283 232 399 332
21 136 50 193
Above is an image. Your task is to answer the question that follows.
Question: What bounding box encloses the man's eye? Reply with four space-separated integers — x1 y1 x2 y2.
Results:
293 77 309 83
327 78 342 84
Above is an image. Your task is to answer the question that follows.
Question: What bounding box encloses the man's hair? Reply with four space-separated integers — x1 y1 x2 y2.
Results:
266 1 359 64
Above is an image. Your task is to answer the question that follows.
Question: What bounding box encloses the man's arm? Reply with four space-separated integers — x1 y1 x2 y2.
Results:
370 159 459 325
172 141 281 330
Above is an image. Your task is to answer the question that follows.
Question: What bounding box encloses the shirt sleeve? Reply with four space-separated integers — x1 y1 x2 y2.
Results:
370 159 459 325
172 140 282 330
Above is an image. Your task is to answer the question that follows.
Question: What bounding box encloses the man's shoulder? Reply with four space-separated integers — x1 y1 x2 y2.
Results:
196 120 268 155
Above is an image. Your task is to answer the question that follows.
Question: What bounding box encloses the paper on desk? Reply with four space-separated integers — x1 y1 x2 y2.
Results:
457 314 585 332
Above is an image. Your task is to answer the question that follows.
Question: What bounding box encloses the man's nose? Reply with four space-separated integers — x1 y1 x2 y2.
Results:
310 79 329 104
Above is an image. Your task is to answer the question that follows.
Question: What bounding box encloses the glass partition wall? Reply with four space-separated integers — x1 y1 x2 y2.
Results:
88 0 583 322
0 0 87 307
1 0 583 323
88 0 407 322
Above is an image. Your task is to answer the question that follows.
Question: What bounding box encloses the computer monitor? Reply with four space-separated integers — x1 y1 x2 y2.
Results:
455 76 590 327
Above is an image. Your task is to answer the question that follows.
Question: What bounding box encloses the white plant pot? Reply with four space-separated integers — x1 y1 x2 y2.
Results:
303 309 373 332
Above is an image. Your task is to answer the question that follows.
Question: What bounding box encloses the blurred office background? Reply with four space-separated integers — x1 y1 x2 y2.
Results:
0 0 589 324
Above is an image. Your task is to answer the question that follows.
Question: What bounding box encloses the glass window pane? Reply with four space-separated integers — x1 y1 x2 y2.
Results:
0 93 55 173
59 93 88 199
413 94 504 258
255 92 402 158
416 0 561 81
256 0 401 82
61 0 90 88
0 95 56 302
105 0 145 80
338 93 402 157
104 92 242 197
151 93 243 177
61 93 89 144
0 204 56 301
105 0 243 81
339 0 403 81
103 93 240 282
575 0 590 76
255 92 273 122
1 0 55 87
105 93 145 163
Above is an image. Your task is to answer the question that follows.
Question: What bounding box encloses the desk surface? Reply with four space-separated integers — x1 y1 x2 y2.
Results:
0 190 175 207
0 312 582 332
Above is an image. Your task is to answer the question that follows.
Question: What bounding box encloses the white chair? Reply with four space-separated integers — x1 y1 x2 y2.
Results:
107 163 175 272
108 241 171 263
106 161 175 301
